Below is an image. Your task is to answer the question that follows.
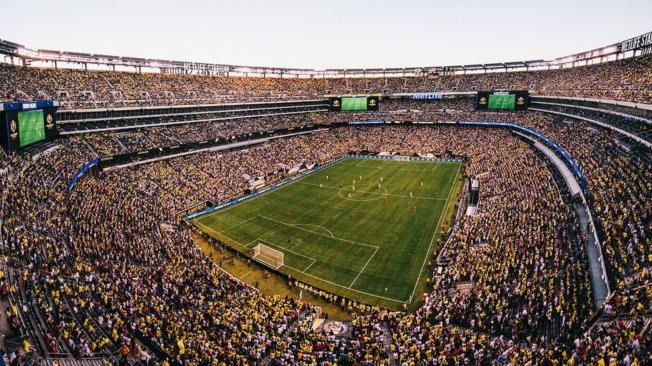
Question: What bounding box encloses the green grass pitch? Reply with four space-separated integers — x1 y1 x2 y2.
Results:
193 157 462 309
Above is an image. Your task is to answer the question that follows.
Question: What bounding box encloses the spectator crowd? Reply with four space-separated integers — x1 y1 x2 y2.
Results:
2 103 651 365
1 53 650 109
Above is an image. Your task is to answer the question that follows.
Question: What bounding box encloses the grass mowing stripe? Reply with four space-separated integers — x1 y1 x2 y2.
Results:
281 264 406 303
257 214 379 249
292 223 335 237
194 220 253 250
197 160 347 218
302 181 448 201
256 238 317 270
218 216 258 234
194 157 461 309
348 246 379 288
408 163 461 302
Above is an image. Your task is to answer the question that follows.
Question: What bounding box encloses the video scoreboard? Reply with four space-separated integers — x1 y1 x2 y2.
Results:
328 95 380 112
476 91 530 111
0 101 58 153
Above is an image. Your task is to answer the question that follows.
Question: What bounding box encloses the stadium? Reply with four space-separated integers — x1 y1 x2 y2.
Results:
0 3 651 365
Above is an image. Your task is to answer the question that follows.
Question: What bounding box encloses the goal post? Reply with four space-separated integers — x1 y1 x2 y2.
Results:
252 243 284 269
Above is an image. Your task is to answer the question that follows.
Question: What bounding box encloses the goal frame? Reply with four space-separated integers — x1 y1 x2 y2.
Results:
252 243 285 270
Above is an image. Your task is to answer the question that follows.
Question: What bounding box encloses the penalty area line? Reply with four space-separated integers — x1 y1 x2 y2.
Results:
258 214 379 249
194 221 251 250
292 223 335 238
217 216 258 235
196 219 406 303
282 262 406 303
348 246 379 289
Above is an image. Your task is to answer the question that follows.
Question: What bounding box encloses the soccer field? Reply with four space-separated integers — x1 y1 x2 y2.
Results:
193 157 462 309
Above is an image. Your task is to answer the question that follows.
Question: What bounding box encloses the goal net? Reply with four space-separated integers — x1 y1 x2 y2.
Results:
252 243 284 269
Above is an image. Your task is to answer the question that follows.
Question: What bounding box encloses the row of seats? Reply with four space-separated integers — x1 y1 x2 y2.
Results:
1 54 650 108
1 101 649 364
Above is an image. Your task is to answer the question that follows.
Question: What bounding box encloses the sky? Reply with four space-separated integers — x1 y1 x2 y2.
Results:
1 0 650 69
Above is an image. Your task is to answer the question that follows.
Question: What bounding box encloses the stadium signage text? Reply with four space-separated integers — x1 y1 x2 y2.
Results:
183 62 230 75
620 31 652 53
412 92 443 100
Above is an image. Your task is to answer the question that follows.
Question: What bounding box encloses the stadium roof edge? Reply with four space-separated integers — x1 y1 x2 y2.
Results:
0 30 650 77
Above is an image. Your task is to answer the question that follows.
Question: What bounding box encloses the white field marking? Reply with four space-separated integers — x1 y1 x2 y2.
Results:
354 159 368 167
259 226 382 291
351 157 455 170
303 182 448 201
431 161 439 172
337 184 387 202
253 225 280 243
195 159 460 303
350 157 460 164
244 236 266 248
196 157 449 221
257 215 379 249
217 216 258 235
301 260 316 273
244 221 296 255
409 163 462 302
281 262 405 303
352 164 438 172
292 223 335 238
201 220 404 302
194 221 251 250
348 246 379 289
197 158 347 219
257 238 318 264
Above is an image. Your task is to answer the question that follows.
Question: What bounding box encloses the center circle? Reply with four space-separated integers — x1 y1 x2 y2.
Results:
338 185 388 201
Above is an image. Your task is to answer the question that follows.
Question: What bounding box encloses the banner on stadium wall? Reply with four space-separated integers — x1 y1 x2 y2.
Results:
458 121 588 193
0 100 56 112
176 200 215 220
412 92 443 100
347 120 385 125
68 159 100 192
619 31 652 55
182 62 230 75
